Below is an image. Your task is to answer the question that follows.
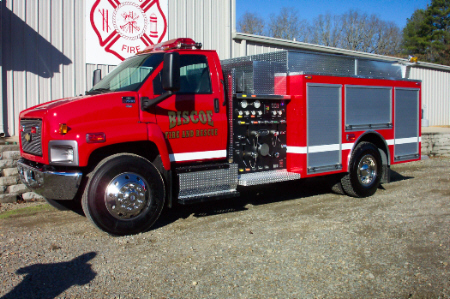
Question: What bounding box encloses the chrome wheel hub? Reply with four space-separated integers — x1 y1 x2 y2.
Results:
357 154 377 187
105 172 150 220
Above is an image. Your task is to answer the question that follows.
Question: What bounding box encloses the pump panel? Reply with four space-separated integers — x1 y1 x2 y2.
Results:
232 96 288 174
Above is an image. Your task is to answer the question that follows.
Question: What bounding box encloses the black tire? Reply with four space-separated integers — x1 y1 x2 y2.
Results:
328 174 345 195
82 154 165 235
341 142 382 198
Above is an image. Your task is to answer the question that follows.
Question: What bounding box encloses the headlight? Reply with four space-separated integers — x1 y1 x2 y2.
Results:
49 140 79 166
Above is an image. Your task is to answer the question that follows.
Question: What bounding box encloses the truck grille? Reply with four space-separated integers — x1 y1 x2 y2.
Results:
20 119 43 156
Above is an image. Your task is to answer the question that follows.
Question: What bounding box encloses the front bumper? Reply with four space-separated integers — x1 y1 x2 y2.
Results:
17 159 83 200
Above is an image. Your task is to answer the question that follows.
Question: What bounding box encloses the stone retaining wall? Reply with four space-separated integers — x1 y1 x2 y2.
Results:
422 133 450 157
0 145 44 204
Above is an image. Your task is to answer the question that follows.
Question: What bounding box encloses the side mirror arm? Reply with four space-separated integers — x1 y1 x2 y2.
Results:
141 91 174 111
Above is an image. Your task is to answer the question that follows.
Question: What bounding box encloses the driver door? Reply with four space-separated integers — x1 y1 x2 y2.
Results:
145 53 227 164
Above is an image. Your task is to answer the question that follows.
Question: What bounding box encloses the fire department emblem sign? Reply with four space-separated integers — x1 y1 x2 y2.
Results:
87 0 168 64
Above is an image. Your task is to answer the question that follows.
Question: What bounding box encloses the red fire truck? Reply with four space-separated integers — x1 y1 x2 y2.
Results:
17 38 421 235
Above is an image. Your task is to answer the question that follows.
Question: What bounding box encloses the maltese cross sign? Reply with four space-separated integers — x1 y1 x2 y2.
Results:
86 0 168 65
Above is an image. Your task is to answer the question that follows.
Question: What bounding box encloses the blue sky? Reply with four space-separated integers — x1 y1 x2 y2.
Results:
236 0 431 29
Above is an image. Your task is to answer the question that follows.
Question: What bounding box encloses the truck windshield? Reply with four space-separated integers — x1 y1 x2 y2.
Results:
87 53 164 95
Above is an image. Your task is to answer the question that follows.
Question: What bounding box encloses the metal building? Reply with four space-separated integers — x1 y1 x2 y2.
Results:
1 0 449 137
1 0 236 136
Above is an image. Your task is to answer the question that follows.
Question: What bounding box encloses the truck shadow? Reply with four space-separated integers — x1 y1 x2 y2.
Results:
154 177 332 229
0 252 97 299
154 169 415 230
389 169 414 183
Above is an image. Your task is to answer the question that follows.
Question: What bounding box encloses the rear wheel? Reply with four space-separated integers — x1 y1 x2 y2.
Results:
82 154 165 235
341 142 382 198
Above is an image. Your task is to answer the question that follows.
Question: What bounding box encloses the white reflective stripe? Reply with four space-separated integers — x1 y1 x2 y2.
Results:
309 144 340 153
386 139 394 145
419 137 422 142
169 150 226 162
286 146 307 154
287 144 340 154
342 143 354 150
395 137 419 145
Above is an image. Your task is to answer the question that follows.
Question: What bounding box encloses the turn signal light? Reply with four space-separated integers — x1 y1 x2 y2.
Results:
86 133 106 143
59 123 68 134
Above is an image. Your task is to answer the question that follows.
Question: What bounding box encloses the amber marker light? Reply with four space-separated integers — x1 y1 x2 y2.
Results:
86 133 106 143
59 123 68 134
346 133 356 142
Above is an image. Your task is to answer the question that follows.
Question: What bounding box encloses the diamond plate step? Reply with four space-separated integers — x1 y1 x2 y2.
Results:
238 169 300 186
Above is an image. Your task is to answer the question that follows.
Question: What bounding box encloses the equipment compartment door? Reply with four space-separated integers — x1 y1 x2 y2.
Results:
394 88 420 161
307 83 342 174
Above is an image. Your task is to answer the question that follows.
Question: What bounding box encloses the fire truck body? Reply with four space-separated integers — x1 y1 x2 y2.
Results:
17 38 421 235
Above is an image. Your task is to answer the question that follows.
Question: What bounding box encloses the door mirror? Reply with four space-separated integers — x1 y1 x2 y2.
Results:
162 52 180 92
92 69 102 86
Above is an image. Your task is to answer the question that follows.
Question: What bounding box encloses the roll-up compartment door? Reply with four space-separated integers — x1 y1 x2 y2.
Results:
307 84 342 174
394 88 420 161
345 86 392 131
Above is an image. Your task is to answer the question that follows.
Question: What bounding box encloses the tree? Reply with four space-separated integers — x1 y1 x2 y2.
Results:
237 8 403 56
267 7 308 42
309 13 342 48
308 10 403 55
402 0 450 65
237 12 266 36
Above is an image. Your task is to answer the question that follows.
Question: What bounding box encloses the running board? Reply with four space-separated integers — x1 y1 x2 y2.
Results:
177 163 238 204
238 170 301 186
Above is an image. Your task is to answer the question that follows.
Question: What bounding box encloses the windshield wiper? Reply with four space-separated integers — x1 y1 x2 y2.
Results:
86 88 111 95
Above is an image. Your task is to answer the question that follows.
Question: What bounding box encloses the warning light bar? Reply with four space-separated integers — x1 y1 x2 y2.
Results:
138 38 202 54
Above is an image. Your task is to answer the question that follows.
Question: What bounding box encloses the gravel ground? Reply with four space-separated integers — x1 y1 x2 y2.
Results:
0 157 449 298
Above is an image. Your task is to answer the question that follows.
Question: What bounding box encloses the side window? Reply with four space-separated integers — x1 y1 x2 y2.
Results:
153 72 164 95
179 55 212 94
153 54 212 95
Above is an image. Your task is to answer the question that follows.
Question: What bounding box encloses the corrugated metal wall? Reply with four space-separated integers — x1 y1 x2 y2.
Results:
1 0 235 136
2 0 86 136
410 67 450 126
168 0 235 60
233 39 287 57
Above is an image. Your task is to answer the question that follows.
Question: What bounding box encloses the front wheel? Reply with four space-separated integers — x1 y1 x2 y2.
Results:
82 154 165 235
341 142 382 198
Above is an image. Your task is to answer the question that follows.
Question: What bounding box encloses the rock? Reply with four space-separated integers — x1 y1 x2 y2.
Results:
22 192 45 202
6 184 29 194
2 151 20 160
0 193 19 203
0 176 20 186
0 160 14 170
2 168 18 177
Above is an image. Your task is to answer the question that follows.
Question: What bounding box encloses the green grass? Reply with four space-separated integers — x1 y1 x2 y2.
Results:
0 204 53 220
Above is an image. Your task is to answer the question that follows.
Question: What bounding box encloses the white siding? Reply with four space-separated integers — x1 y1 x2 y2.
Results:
2 0 86 136
168 0 235 60
1 0 235 136
410 67 450 126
